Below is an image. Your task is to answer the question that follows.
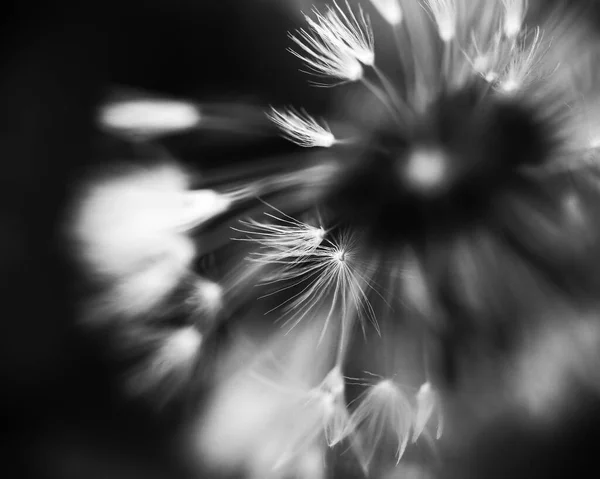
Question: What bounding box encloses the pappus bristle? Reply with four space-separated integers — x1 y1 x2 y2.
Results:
256 228 379 340
421 0 457 42
496 27 550 94
412 381 444 442
347 378 414 471
289 0 375 85
267 107 337 147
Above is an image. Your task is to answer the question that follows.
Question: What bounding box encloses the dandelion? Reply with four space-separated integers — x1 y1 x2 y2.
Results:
289 1 375 84
267 107 336 147
348 379 414 471
502 0 528 39
412 382 444 442
369 0 403 26
422 0 457 42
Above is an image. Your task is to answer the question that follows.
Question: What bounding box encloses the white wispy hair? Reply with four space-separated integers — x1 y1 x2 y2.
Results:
103 236 195 317
369 0 403 26
289 1 374 84
412 382 444 442
267 107 336 147
347 379 414 471
497 27 549 93
196 322 342 478
272 366 352 469
316 1 375 65
234 204 326 266
71 163 231 319
310 366 351 447
71 164 230 280
501 0 528 39
127 326 202 401
421 0 458 42
260 229 378 337
464 31 508 83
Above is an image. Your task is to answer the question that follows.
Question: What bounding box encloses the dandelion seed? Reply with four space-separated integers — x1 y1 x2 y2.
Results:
72 165 230 281
311 366 351 446
174 189 232 231
422 0 457 42
106 236 195 317
128 326 202 399
497 27 548 93
99 99 201 137
289 1 374 84
502 0 528 39
465 32 506 83
320 1 375 65
233 204 326 266
262 229 378 337
260 367 351 470
348 379 414 470
267 107 336 147
369 0 403 26
412 382 444 442
185 277 224 319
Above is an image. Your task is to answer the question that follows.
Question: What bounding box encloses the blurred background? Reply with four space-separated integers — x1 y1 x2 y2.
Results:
3 0 600 478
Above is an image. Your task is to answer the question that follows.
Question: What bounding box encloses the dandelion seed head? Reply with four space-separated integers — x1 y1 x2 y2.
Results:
403 147 449 195
422 0 457 42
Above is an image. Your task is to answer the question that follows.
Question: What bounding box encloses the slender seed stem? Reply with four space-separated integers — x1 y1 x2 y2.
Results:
361 77 405 128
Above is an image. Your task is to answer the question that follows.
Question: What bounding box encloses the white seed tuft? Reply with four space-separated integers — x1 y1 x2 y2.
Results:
289 1 374 84
422 0 457 43
267 107 336 147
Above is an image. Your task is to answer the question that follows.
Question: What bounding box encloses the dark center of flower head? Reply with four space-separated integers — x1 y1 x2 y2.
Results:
324 81 558 244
